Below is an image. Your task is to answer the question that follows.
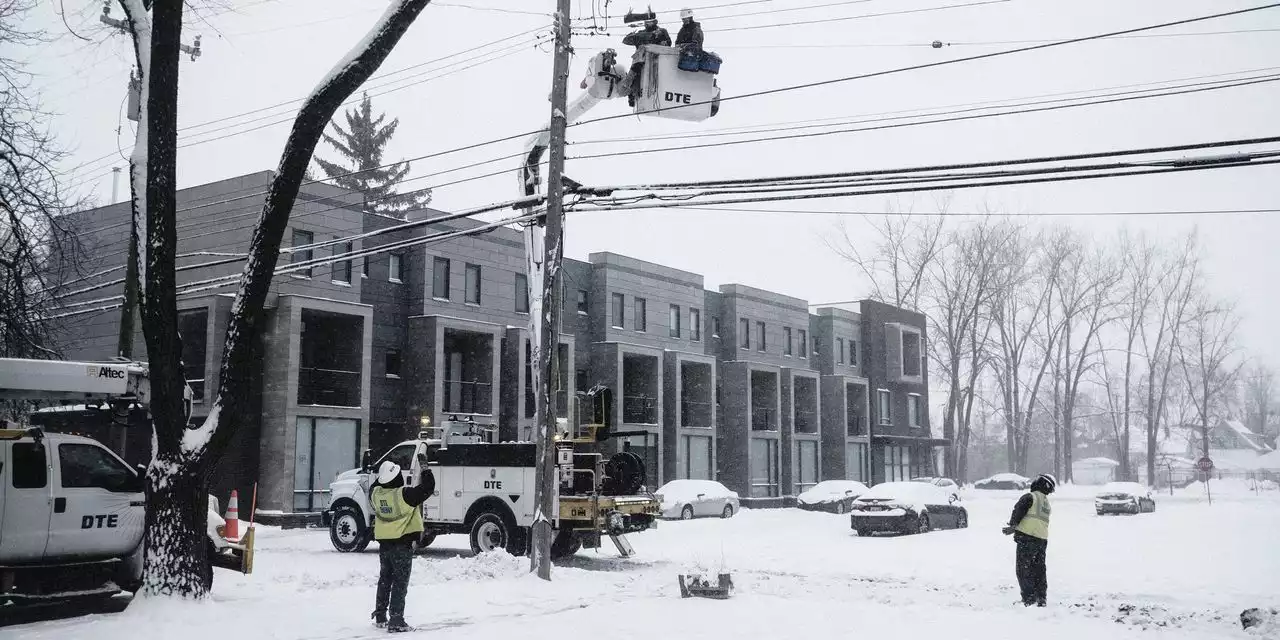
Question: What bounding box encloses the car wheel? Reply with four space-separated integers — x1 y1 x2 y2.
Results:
721 504 734 519
856 528 869 537
835 502 846 515
329 503 371 553
956 510 968 529
550 530 582 559
470 511 525 556
681 505 694 520
915 513 930 535
1147 500 1156 513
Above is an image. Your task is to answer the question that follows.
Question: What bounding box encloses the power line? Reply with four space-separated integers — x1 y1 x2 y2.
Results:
571 2 1280 127
659 205 1280 217
568 74 1280 161
710 0 1011 33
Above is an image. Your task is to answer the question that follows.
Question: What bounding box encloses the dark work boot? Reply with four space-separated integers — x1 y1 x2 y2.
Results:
387 618 412 633
372 611 387 628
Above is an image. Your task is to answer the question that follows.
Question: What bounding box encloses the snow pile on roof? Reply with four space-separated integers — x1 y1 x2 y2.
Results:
1075 457 1119 467
1255 449 1280 469
1222 419 1274 453
984 472 1029 482
655 479 735 506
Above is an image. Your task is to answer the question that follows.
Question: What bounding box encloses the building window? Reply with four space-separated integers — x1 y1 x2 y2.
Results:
902 330 922 377
388 253 402 283
635 297 647 332
385 349 401 378
884 445 911 482
739 318 750 349
750 438 779 498
515 273 529 313
330 241 352 284
464 263 481 304
432 257 450 299
877 389 892 425
798 329 807 359
576 369 589 396
712 315 721 338
362 255 369 279
669 304 681 338
908 393 922 428
850 339 858 366
611 293 625 328
290 229 313 278
757 322 766 352
837 338 845 364
812 336 819 357
577 289 589 314
784 327 793 356
178 308 207 402
691 308 702 341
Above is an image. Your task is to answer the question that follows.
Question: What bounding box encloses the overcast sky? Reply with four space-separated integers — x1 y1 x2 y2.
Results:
26 0 1280 376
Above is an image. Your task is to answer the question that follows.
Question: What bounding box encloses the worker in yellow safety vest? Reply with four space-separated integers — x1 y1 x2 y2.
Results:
370 459 435 632
1002 473 1056 607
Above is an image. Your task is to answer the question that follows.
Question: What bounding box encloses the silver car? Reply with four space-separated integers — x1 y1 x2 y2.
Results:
655 479 740 519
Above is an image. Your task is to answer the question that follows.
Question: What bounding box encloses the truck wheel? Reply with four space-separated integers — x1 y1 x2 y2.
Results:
329 503 371 553
550 531 582 559
470 512 525 556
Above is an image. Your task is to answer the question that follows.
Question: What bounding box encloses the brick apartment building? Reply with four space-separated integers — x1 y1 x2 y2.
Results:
51 171 944 513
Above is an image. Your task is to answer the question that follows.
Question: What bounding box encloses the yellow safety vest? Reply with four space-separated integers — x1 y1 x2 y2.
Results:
1015 491 1050 540
371 485 424 541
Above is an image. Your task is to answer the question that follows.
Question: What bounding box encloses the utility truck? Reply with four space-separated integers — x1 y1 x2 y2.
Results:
324 389 660 558
0 358 251 603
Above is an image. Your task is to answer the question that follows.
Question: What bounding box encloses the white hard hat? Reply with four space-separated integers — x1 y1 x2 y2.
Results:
377 460 402 485
680 8 694 19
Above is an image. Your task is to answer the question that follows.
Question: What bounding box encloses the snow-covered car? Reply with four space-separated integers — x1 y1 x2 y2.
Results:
796 480 869 514
654 479 739 520
850 481 968 536
910 476 960 490
974 473 1031 491
1095 482 1156 515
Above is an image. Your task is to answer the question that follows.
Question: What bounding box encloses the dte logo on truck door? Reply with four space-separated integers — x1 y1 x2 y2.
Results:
82 515 120 529
664 92 691 104
483 480 502 490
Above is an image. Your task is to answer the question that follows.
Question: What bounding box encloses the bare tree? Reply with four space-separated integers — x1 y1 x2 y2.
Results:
828 200 946 310
1139 233 1199 481
1179 296 1243 457
112 0 433 597
1242 364 1275 439
0 0 88 365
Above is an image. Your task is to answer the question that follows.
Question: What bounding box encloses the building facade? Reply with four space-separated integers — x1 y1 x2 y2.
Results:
51 172 943 513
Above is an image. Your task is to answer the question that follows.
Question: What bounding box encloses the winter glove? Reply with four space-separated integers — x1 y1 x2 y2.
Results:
1001 526 1015 535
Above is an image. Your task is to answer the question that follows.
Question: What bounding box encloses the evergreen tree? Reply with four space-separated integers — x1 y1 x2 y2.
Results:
314 92 429 216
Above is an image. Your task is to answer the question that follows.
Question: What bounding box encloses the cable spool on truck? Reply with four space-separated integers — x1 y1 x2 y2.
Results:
323 387 660 558
0 358 252 603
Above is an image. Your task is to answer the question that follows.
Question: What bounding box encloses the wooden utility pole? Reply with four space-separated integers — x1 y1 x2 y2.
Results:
530 0 573 581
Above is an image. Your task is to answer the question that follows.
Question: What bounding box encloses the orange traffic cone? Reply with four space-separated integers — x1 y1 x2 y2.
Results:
224 490 240 541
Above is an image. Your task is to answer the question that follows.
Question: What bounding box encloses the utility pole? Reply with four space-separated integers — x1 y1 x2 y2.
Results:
530 0 573 581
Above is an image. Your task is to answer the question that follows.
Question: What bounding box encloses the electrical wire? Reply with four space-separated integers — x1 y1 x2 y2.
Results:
711 0 1008 33
657 205 1280 217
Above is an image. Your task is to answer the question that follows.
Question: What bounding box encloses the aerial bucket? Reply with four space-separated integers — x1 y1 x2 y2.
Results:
632 44 720 122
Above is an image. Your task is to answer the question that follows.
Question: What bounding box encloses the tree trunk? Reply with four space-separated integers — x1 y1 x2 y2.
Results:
142 460 211 596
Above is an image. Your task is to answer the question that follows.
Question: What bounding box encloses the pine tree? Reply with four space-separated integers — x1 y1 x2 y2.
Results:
314 92 429 216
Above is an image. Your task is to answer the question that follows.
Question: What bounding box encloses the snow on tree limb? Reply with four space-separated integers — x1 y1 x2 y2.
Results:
117 0 151 303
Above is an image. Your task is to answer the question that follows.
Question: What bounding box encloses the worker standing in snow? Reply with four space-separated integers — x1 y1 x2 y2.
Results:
1003 473 1056 607
675 8 703 50
370 459 435 632
622 15 671 106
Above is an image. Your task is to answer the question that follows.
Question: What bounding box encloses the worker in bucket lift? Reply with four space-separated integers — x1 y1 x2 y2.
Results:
675 8 703 50
580 48 627 99
622 14 670 106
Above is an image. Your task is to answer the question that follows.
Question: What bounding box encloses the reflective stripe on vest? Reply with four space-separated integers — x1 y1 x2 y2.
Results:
371 485 424 540
1015 491 1050 540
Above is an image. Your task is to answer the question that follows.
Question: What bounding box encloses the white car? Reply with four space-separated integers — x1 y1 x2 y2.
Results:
654 479 739 520
1095 482 1156 515
796 480 870 514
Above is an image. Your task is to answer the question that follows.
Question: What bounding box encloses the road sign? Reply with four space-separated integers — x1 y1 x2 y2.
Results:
1197 456 1214 473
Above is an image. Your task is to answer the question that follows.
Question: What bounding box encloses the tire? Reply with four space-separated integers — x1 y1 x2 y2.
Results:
681 505 694 520
1147 501 1156 513
721 504 734 519
855 528 869 537
915 512 930 535
551 531 582 559
469 511 527 556
956 510 968 529
329 503 372 553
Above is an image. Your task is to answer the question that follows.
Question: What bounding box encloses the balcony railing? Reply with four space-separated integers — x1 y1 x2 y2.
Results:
794 408 818 434
443 379 493 415
622 395 658 424
298 367 360 407
681 399 713 428
847 413 866 436
751 405 777 431
183 368 205 403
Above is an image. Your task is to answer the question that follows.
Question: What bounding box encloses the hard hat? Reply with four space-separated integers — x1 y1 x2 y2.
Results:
680 8 694 19
1036 473 1058 491
377 460 402 485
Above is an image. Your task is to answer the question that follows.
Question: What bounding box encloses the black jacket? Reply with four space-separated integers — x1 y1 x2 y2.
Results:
623 25 672 49
676 20 703 48
1008 493 1033 527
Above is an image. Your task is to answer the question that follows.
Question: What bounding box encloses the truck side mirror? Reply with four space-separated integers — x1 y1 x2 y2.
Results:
360 449 373 471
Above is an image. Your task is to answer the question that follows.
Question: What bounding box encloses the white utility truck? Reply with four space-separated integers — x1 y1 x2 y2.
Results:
0 358 251 603
324 390 660 559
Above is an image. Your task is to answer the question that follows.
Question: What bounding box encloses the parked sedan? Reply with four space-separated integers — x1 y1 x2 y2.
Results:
850 482 968 536
655 479 740 520
974 473 1031 491
796 480 870 514
911 476 960 490
1095 482 1157 515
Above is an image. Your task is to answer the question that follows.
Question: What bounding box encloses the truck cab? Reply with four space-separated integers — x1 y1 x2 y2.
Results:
0 427 146 599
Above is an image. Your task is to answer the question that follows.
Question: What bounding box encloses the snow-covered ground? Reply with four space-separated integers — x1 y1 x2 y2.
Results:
6 481 1278 639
